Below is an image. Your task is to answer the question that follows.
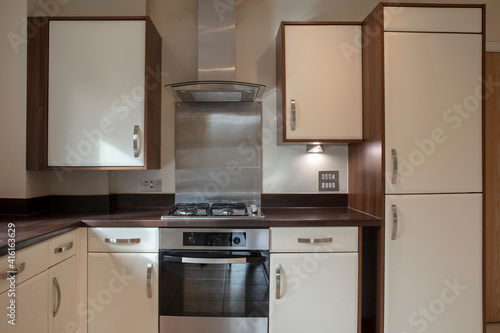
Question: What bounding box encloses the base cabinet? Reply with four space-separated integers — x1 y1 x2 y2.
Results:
87 253 158 333
0 271 49 332
49 256 78 333
384 194 482 333
269 253 358 333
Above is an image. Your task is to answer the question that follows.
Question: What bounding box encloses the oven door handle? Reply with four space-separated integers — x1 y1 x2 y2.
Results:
163 255 263 264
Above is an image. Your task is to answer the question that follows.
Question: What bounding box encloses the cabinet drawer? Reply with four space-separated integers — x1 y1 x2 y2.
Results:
49 230 76 267
383 7 482 33
88 228 159 252
0 240 49 294
270 227 358 253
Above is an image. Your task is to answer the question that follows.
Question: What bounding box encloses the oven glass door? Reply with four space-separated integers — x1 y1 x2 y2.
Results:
160 250 269 318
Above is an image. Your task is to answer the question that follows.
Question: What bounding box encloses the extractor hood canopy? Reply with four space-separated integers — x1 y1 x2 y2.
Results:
165 81 266 102
164 0 266 102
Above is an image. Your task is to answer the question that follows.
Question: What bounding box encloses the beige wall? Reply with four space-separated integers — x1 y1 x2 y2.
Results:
1 0 499 198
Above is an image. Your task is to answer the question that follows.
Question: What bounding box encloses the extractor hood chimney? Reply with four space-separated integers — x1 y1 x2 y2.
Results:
164 0 266 102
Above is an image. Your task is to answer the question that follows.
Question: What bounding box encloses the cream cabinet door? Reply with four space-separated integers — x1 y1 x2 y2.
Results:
284 25 363 140
0 271 49 332
87 253 158 333
269 253 358 333
384 194 482 333
49 256 78 333
384 32 482 194
48 20 146 167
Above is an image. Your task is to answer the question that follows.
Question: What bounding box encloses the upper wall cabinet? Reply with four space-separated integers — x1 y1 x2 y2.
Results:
276 23 363 144
27 17 162 170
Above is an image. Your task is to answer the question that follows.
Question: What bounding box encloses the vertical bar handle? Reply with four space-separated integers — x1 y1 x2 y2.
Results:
276 264 282 299
391 204 398 240
146 263 153 299
391 149 398 184
53 277 61 318
133 125 140 158
290 99 296 131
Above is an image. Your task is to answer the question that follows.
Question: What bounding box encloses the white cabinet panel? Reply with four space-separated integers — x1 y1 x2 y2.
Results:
270 227 358 253
87 253 158 333
269 253 358 333
88 227 159 252
383 7 482 33
384 32 482 194
384 194 482 333
0 240 49 293
49 256 78 333
284 25 362 141
49 230 77 267
0 271 49 332
48 20 146 167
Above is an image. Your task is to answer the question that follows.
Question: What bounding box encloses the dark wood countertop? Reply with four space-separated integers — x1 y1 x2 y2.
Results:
0 207 380 256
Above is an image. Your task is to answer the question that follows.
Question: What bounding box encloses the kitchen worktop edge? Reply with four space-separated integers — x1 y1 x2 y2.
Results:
0 207 381 256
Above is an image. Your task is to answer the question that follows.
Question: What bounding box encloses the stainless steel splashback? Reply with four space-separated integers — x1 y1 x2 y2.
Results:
175 102 262 205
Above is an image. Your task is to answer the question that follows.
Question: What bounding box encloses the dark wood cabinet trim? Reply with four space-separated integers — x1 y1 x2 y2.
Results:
380 2 484 9
349 3 385 333
26 17 49 170
26 16 162 170
144 17 162 169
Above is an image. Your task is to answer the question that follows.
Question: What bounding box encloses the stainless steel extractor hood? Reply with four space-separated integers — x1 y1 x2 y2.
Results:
164 0 266 102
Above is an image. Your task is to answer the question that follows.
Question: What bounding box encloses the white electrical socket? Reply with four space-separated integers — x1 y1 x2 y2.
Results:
140 179 162 192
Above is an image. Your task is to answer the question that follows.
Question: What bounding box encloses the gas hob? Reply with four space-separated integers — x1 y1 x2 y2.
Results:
161 202 265 220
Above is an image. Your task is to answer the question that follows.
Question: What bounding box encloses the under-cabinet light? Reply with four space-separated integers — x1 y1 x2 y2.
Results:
306 144 324 153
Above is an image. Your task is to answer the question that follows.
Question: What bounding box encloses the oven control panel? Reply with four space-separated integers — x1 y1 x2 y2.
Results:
183 232 246 247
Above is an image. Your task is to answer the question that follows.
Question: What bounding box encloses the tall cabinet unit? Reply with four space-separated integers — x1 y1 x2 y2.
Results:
26 17 162 170
348 4 485 333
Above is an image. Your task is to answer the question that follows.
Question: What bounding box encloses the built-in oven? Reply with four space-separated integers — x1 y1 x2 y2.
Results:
159 228 269 333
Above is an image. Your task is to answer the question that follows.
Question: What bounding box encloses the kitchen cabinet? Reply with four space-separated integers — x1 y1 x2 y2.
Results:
49 256 78 333
87 228 158 333
385 31 482 194
348 4 485 333
276 23 363 144
269 227 358 333
384 194 482 333
0 230 80 333
27 17 162 170
0 270 49 332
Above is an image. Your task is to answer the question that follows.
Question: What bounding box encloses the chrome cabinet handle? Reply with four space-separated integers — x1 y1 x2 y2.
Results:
1 263 26 280
391 204 398 240
133 125 140 157
53 277 61 318
54 242 73 254
290 99 296 131
104 238 141 245
297 237 333 244
276 264 282 300
146 263 152 299
391 149 398 184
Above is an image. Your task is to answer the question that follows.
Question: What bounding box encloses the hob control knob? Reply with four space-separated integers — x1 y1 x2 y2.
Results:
233 237 241 245
188 236 196 244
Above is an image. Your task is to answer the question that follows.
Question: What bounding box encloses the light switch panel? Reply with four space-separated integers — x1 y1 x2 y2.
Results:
318 171 339 192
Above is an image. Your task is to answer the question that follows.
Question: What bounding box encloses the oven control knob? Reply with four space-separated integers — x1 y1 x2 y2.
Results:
188 236 196 244
233 237 241 245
